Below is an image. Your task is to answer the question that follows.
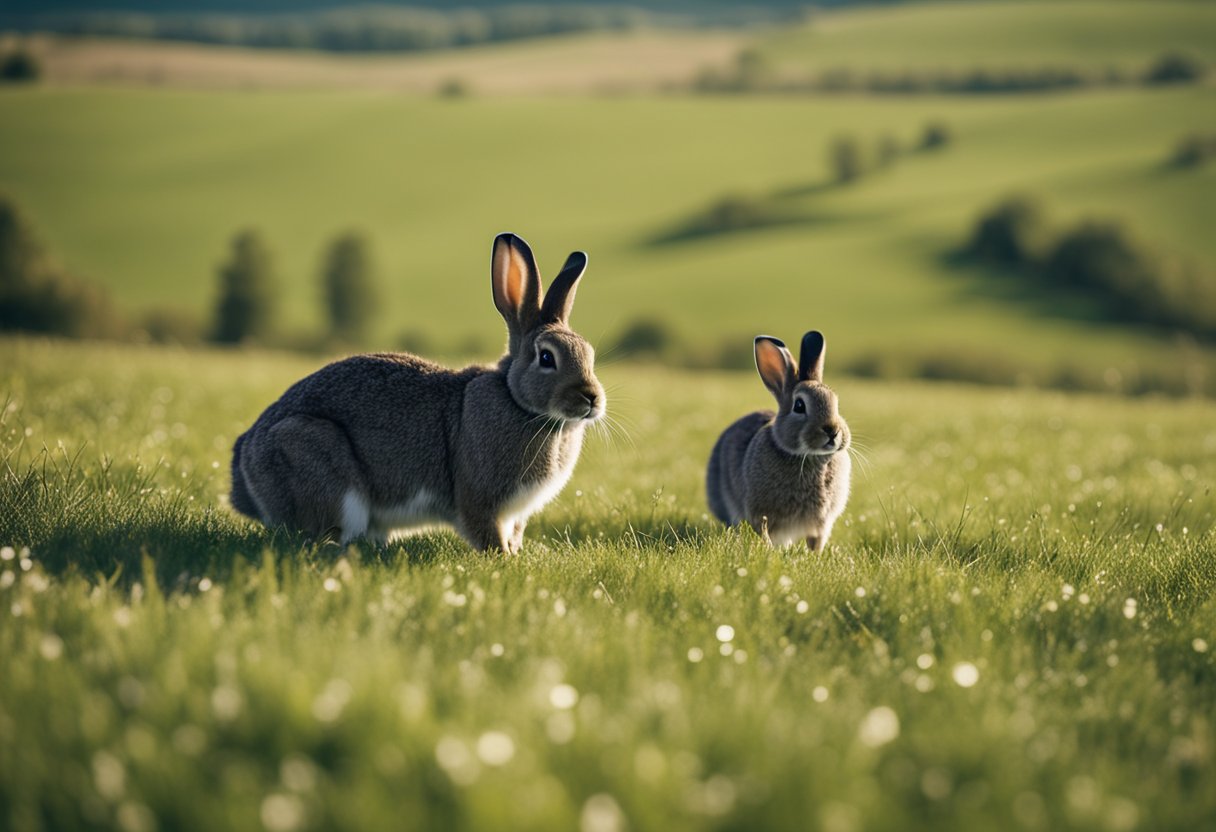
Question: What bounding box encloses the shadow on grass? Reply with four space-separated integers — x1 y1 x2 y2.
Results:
768 179 844 200
18 496 721 589
938 248 1119 328
648 211 812 247
32 511 311 587
32 512 503 588
645 178 861 247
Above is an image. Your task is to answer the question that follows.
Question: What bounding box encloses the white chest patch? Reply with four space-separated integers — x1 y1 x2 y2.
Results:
499 456 578 526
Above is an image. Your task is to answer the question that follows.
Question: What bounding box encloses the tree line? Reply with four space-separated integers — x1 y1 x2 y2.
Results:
0 195 377 347
0 5 658 54
656 119 952 243
961 196 1216 340
693 49 1207 96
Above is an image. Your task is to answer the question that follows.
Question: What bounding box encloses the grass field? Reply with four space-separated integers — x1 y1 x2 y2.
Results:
13 2 1216 92
760 0 1216 74
2 336 1214 830
1 84 1214 384
4 3 1216 829
3 1 1216 388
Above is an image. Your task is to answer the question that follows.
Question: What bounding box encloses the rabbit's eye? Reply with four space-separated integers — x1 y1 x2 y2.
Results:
539 349 556 369
792 399 806 414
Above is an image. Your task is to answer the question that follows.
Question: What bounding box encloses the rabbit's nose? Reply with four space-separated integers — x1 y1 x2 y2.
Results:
580 389 600 409
823 425 838 440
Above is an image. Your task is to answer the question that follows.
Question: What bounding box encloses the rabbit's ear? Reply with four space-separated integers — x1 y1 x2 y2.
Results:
540 251 587 325
799 330 826 382
755 336 795 400
492 233 542 338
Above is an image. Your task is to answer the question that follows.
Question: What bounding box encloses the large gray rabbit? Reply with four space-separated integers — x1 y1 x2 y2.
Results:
229 233 605 552
706 331 851 550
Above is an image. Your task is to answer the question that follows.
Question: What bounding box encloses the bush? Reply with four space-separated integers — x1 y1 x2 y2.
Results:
137 307 203 346
320 231 375 343
0 195 123 338
960 196 1216 339
0 271 122 339
920 121 952 150
610 318 678 360
1144 52 1206 85
211 229 276 344
436 77 471 99
830 135 866 183
963 195 1050 267
0 50 40 83
1169 132 1216 168
1043 220 1216 336
1043 221 1155 297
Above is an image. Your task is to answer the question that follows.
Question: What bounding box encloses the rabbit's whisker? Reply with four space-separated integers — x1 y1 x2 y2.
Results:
521 416 558 474
527 418 564 477
594 411 636 451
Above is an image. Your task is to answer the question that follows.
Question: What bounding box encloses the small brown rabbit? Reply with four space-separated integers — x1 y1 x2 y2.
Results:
706 331 851 550
229 233 605 552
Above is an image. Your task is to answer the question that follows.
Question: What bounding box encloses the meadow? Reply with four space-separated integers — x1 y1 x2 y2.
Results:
1 84 1214 386
759 0 1216 75
3 2 1216 829
2 0 1216 387
2 336 1214 830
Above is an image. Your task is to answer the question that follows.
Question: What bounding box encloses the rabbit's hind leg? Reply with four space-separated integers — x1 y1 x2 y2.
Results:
456 513 511 553
248 415 370 542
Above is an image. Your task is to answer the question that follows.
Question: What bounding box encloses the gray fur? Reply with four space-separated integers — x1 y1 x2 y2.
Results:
230 232 604 553
705 331 851 551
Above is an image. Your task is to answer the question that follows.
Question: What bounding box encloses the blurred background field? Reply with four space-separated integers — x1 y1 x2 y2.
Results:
3 2 1216 830
2 0 1215 394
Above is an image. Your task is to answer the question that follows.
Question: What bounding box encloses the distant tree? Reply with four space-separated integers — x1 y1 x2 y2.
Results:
1044 221 1152 297
920 121 952 150
733 48 773 91
830 135 865 183
321 231 375 342
0 194 121 338
0 196 47 296
964 195 1050 267
0 49 40 83
1144 52 1205 85
212 229 275 344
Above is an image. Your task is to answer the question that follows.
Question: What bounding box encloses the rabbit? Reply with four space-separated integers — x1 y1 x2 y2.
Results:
229 232 605 553
706 331 851 551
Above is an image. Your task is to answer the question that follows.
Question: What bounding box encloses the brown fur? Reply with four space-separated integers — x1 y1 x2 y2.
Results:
706 331 851 550
230 233 604 552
